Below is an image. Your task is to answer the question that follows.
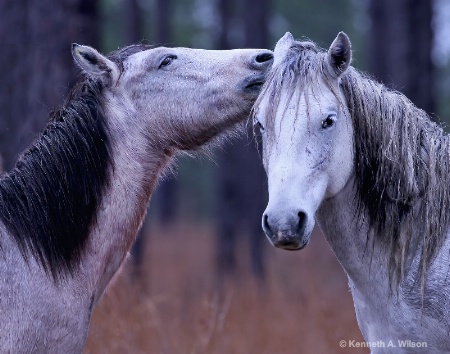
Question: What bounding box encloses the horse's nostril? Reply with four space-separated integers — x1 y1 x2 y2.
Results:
255 52 273 63
262 213 272 235
297 211 307 233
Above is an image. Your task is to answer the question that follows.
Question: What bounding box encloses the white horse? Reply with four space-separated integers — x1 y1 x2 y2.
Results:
254 31 450 352
0 43 272 353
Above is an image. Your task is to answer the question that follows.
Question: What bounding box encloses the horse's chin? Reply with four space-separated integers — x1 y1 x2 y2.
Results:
268 229 312 251
274 237 310 251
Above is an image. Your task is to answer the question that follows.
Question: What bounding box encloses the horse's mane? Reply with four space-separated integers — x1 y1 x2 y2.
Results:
342 67 450 287
257 40 450 287
0 44 150 279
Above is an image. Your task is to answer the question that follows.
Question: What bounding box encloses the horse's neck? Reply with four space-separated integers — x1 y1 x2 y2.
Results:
83 108 171 303
317 176 389 290
318 176 450 287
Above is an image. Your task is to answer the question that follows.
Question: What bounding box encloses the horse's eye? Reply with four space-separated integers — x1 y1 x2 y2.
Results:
159 55 177 69
322 115 336 129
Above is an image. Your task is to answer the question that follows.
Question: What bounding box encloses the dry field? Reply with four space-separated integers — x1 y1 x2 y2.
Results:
84 222 367 354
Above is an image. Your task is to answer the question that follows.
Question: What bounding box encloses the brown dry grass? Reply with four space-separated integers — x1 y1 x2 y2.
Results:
84 223 367 354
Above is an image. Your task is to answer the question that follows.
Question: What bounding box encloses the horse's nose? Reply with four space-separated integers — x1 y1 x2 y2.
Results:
262 210 308 250
251 51 273 69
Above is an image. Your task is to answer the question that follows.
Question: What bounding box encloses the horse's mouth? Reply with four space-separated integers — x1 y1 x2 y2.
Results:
271 235 309 251
243 76 265 92
277 240 308 251
245 81 264 90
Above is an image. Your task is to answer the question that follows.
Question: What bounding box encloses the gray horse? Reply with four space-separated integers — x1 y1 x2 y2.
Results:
0 43 272 353
255 32 449 352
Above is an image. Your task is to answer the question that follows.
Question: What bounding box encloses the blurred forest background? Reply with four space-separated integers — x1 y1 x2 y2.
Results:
1 0 450 353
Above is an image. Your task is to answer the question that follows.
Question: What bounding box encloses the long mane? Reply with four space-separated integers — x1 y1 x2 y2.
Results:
0 44 150 279
342 66 450 286
257 40 450 286
0 79 112 279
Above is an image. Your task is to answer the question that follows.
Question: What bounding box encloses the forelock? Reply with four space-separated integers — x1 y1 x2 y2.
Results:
254 39 329 151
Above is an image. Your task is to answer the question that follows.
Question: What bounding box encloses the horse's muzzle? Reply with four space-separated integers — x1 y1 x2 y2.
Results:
262 211 309 250
242 50 273 93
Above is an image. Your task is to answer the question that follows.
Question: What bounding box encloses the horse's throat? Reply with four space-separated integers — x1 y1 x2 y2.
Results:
317 177 380 285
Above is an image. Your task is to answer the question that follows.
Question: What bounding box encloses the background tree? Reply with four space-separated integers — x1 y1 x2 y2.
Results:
155 0 171 44
368 0 435 114
0 0 99 171
124 0 142 44
215 0 270 283
152 0 179 225
130 0 179 275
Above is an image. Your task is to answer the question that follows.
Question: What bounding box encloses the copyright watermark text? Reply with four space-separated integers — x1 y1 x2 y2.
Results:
339 339 428 349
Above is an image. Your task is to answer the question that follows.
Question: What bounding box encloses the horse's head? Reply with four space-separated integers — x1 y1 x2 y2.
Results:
71 43 273 151
254 32 354 251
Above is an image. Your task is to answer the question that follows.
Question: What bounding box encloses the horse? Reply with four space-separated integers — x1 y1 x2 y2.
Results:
254 31 450 352
0 43 272 353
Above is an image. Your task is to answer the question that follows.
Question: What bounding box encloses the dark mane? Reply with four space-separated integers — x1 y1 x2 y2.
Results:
342 67 450 287
0 79 111 278
0 44 150 279
258 40 450 287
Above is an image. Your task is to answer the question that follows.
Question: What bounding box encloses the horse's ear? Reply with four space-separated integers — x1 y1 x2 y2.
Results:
274 32 294 67
325 32 352 79
71 44 119 85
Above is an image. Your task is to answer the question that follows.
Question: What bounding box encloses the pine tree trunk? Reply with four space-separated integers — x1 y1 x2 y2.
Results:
0 0 99 170
368 0 434 113
215 0 270 282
